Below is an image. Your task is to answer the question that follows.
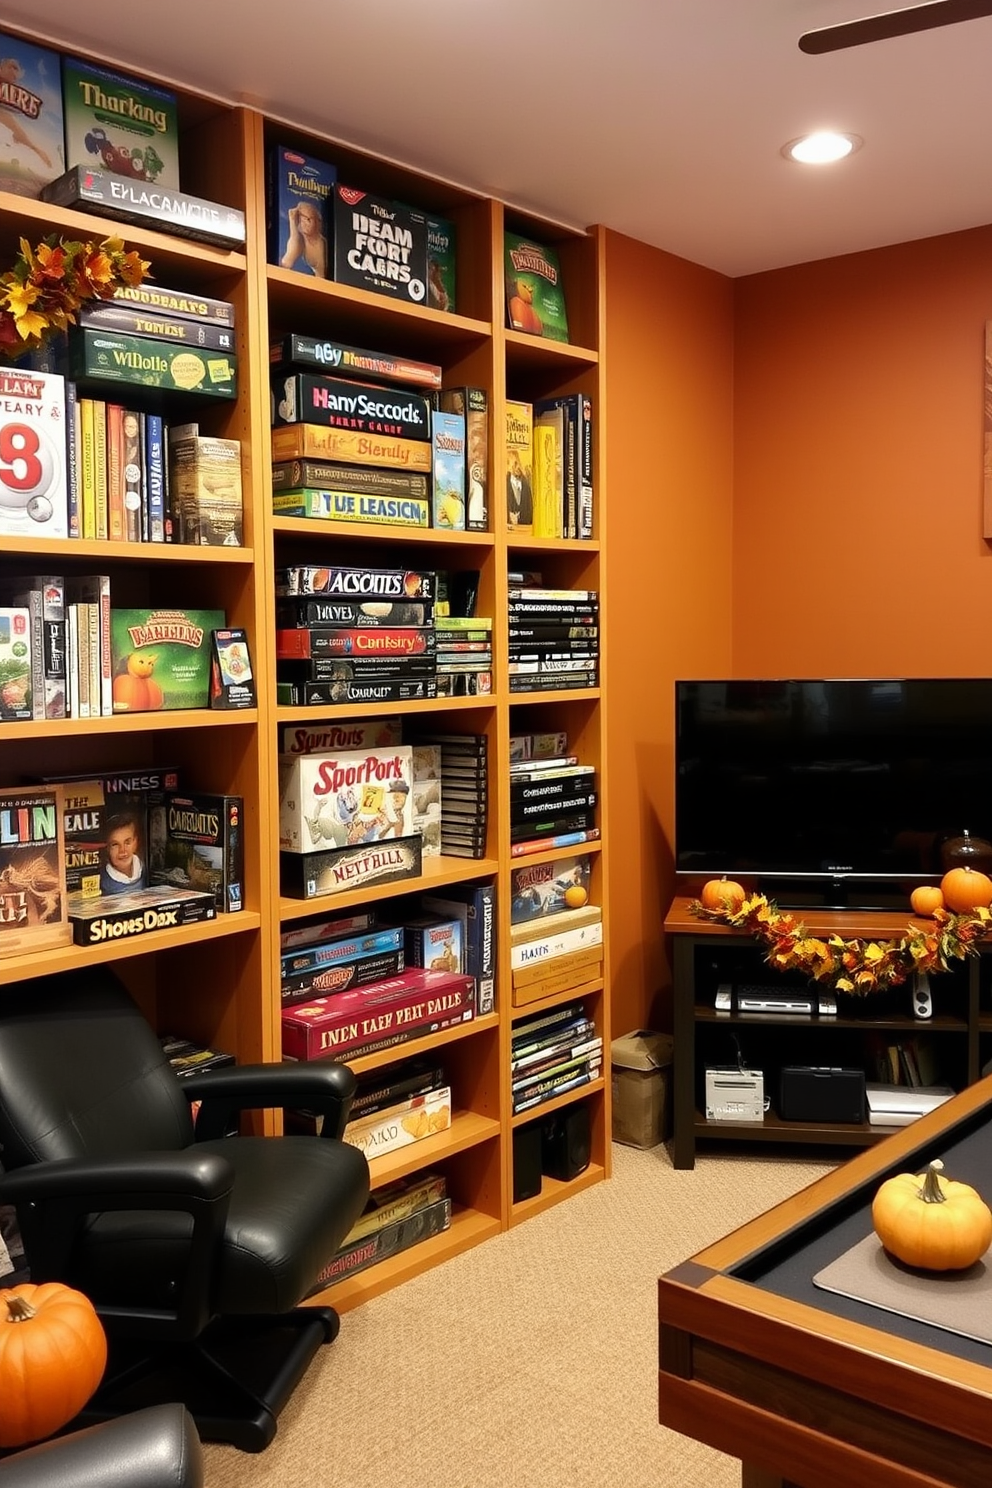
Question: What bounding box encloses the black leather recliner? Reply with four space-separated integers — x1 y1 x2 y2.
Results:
0 969 371 1452
0 1406 202 1488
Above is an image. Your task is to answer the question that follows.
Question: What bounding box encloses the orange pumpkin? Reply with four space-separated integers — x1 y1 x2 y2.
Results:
940 865 992 915
0 1283 107 1447
112 656 163 712
872 1160 992 1272
700 877 746 913
910 884 944 917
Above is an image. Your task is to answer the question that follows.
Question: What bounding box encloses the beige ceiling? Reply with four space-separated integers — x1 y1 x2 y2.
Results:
11 2 992 277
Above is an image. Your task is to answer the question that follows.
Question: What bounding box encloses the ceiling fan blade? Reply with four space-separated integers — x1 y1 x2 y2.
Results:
799 0 992 54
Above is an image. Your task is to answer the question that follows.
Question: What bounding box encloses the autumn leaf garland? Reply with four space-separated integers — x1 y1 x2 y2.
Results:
689 891 991 994
0 234 150 356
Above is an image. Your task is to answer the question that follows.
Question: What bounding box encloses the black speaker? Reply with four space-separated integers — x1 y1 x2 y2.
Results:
512 1120 543 1201
778 1066 866 1124
541 1102 591 1181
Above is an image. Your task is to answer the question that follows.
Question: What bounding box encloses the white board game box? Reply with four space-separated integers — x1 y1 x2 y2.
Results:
279 743 414 853
0 369 67 538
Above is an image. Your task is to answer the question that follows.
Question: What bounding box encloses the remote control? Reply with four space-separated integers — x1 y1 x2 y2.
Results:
913 971 933 1020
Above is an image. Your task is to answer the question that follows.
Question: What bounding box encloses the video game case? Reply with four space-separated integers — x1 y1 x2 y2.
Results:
281 949 405 1008
311 1196 451 1290
272 490 430 528
512 1066 599 1115
79 303 235 351
273 373 432 442
69 886 216 947
511 1013 596 1064
271 422 432 472
148 791 244 913
42 167 246 248
509 673 599 694
512 793 598 825
437 387 487 531
275 565 436 601
281 925 403 978
280 834 423 900
512 1037 603 1089
276 627 436 660
270 335 441 390
276 678 438 707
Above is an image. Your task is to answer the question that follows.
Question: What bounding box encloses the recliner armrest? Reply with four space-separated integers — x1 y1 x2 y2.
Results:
0 1152 233 1336
183 1061 357 1141
0 1405 202 1488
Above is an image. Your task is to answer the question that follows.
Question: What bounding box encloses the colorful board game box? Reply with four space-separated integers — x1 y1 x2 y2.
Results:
0 607 32 720
279 743 414 853
273 374 432 442
110 607 224 712
69 885 215 946
267 144 336 278
432 410 466 530
505 399 533 533
56 778 150 897
504 232 569 343
0 369 68 539
68 328 237 399
0 784 70 956
0 32 65 196
61 56 178 186
426 215 457 313
332 185 428 305
270 334 442 391
149 791 244 913
438 387 488 531
510 853 593 923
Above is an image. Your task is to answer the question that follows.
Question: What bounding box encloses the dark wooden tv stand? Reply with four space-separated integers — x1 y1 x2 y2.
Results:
664 897 988 1170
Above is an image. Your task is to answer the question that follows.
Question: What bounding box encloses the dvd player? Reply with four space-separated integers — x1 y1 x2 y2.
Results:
715 984 837 1016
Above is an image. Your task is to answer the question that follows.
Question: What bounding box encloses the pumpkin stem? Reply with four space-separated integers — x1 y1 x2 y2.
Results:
3 1294 37 1322
919 1160 947 1204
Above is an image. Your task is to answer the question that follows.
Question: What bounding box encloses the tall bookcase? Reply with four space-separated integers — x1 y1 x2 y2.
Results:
0 33 610 1310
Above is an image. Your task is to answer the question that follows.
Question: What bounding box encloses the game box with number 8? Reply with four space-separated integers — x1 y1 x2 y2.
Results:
0 369 68 539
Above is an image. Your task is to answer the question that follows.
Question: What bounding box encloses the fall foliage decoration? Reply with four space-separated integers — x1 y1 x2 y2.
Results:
0 235 150 358
689 890 991 995
872 1160 992 1271
939 865 992 915
0 1283 107 1447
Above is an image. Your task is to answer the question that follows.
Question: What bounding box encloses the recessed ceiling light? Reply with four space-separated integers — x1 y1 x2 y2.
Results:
782 131 863 164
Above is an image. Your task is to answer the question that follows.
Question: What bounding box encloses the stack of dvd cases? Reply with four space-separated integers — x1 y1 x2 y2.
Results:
413 732 488 859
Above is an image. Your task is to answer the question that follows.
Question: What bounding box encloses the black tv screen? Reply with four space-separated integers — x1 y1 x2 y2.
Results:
675 678 992 908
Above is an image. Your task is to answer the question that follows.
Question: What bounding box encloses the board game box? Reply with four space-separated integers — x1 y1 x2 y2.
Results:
332 185 428 304
505 399 533 533
510 853 593 923
438 387 488 531
110 607 225 711
504 231 569 343
57 779 149 897
62 56 179 186
432 410 466 530
279 743 414 852
167 431 243 545
279 717 403 757
0 369 68 540
271 423 431 472
0 32 65 197
0 607 32 720
0 784 70 956
426 215 457 313
149 791 244 912
43 167 246 248
69 885 216 946
68 328 237 399
275 565 436 601
270 334 442 390
280 833 423 899
267 144 335 277
273 374 432 442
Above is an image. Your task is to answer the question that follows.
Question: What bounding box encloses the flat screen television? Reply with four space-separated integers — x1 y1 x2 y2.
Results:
674 678 992 910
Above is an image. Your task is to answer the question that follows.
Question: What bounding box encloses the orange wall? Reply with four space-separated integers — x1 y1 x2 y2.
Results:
733 225 992 673
603 229 735 1035
605 221 992 1034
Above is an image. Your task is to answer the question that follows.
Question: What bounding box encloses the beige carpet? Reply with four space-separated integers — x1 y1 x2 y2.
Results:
203 1143 835 1488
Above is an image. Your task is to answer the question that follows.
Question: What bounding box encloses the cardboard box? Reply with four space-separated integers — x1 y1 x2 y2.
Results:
611 1030 673 1149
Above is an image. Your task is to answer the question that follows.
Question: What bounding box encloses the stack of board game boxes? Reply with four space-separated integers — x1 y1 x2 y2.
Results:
507 730 598 859
508 584 600 694
504 394 592 539
509 847 602 1009
270 332 488 535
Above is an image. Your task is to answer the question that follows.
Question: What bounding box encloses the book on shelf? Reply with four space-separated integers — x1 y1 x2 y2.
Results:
513 1062 601 1115
505 399 533 533
512 1038 603 1091
512 1020 598 1072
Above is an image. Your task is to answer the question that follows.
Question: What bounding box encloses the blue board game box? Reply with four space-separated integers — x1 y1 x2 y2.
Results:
0 32 65 197
268 144 336 279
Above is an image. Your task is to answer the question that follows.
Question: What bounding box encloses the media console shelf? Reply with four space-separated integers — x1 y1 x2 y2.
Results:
664 897 986 1170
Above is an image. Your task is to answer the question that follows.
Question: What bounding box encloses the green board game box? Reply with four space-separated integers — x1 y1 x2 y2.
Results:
110 607 225 712
504 232 569 344
61 55 179 187
68 328 237 399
